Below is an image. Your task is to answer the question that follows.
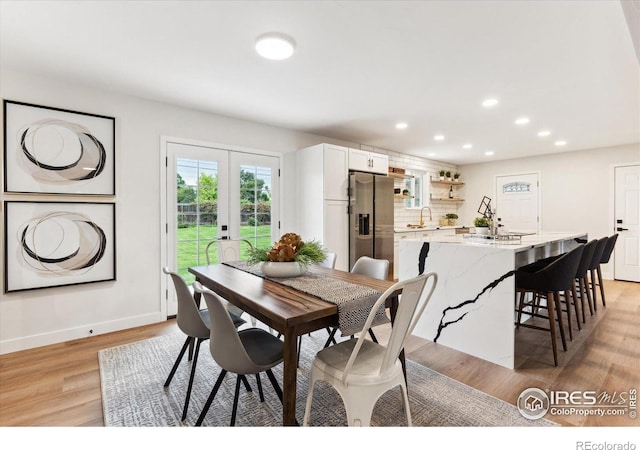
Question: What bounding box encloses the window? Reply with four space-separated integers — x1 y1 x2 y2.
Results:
404 170 424 208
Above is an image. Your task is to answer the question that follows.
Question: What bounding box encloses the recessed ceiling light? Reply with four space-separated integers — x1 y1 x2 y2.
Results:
555 140 567 146
537 130 551 137
395 122 408 129
482 98 499 108
514 117 530 125
484 151 495 156
463 144 473 149
255 32 296 60
427 152 436 157
434 134 445 141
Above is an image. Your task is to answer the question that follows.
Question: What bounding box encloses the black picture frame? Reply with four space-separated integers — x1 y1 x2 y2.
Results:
3 100 115 195
4 201 116 293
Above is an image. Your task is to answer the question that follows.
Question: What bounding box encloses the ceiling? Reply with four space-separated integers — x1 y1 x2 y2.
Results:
1 0 638 165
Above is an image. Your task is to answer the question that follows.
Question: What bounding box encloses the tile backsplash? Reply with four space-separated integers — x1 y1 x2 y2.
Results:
363 145 467 228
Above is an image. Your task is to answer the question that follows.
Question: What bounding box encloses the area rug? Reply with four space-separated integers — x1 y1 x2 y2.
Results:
99 332 555 427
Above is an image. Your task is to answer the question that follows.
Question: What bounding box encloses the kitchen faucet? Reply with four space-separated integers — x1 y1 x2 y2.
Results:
419 206 432 227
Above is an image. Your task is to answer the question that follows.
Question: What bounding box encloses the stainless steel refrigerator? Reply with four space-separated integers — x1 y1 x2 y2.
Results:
348 172 395 279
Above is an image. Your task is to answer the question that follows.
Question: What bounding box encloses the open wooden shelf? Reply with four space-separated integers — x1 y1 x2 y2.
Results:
430 178 464 186
395 194 414 199
431 198 464 203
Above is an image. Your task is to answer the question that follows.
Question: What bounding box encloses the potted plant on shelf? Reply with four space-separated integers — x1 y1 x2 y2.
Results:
445 171 452 181
474 217 490 235
439 170 445 181
246 232 326 278
445 213 458 226
454 172 460 182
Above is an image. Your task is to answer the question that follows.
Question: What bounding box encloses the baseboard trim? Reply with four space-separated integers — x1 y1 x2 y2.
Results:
0 312 165 355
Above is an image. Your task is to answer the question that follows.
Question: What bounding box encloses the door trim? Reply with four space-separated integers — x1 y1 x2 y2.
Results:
493 171 541 233
160 135 283 319
609 161 640 280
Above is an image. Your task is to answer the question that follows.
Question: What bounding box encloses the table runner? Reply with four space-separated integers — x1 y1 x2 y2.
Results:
222 261 389 336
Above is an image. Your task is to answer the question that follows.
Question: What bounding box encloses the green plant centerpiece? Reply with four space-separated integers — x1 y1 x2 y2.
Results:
474 217 490 235
246 232 326 277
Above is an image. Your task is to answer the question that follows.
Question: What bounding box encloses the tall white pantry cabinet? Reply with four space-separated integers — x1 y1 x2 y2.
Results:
295 143 350 271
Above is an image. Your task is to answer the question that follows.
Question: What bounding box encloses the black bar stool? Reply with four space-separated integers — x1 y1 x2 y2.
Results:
588 237 609 311
596 234 618 307
572 240 598 323
515 244 584 366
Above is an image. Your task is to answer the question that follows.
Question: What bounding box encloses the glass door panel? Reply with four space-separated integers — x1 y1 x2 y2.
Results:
229 152 280 253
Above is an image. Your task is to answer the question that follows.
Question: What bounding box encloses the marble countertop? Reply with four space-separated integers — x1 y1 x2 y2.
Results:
407 231 587 251
394 225 468 233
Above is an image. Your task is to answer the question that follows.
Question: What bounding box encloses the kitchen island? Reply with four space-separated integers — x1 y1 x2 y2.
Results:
398 232 586 369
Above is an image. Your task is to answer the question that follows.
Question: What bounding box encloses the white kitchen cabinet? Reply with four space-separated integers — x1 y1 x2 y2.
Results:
348 148 389 175
296 143 349 270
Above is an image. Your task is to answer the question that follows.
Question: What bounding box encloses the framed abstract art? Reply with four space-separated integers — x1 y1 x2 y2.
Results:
3 100 115 195
4 201 116 293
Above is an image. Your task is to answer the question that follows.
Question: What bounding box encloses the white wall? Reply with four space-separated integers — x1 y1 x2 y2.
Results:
0 68 360 354
458 143 640 278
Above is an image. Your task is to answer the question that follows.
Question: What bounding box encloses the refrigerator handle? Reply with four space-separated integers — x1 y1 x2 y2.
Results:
358 214 370 235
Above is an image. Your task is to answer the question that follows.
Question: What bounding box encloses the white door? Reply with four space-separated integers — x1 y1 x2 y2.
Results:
495 173 540 233
614 165 640 282
165 141 280 315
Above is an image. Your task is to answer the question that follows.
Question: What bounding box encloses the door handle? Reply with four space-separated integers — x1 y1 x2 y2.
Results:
616 227 629 231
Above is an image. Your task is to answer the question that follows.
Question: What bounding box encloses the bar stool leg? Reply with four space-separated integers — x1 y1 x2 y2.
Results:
580 277 594 316
562 290 573 341
546 291 559 367
569 288 581 331
551 291 567 352
589 269 599 312
572 282 585 324
596 265 606 307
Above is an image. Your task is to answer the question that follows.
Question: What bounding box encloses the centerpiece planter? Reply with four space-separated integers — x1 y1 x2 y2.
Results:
247 232 326 278
261 261 307 278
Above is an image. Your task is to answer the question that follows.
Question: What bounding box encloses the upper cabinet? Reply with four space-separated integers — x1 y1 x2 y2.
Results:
348 148 389 175
297 143 349 201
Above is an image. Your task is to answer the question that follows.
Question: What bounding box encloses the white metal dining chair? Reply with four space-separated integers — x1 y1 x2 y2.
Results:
303 272 437 426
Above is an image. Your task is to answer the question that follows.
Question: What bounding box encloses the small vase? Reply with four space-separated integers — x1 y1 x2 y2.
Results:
439 176 444 181
261 261 307 278
476 227 490 235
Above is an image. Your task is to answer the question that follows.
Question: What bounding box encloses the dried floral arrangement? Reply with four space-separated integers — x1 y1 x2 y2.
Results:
246 233 326 266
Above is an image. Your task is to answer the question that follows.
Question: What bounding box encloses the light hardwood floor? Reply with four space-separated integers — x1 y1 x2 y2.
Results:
0 279 638 427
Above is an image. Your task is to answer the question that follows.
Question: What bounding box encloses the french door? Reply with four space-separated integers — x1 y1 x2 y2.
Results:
164 140 280 315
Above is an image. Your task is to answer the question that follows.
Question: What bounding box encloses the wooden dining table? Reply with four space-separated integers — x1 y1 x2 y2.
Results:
188 263 399 426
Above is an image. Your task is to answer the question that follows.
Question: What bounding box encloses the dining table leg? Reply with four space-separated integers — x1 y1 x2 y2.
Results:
282 327 298 426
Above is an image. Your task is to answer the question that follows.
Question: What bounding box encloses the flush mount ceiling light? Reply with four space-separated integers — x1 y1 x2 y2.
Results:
395 122 408 129
537 130 551 137
484 151 495 156
555 140 567 147
434 134 445 141
514 117 530 125
463 143 473 149
482 98 499 108
255 33 296 60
